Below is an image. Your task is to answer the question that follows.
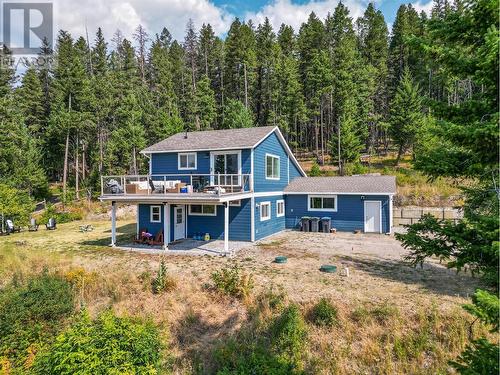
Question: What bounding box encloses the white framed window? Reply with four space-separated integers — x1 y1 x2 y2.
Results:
188 204 217 216
276 200 285 217
308 195 337 212
265 154 280 180
260 201 271 221
229 200 241 207
150 205 161 222
178 152 197 170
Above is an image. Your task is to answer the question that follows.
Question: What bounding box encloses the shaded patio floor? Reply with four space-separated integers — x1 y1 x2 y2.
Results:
115 238 250 256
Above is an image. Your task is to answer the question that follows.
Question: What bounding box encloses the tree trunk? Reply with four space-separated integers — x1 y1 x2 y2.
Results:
62 131 69 203
132 146 137 175
243 63 248 110
337 118 341 175
395 144 404 166
75 132 79 200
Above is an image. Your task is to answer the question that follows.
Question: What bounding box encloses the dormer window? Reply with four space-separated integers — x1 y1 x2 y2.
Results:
178 153 197 170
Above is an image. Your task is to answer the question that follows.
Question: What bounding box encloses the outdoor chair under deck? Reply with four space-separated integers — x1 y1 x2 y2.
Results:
147 229 164 246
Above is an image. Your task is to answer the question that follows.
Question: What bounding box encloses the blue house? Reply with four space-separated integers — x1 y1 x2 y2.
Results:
100 126 396 252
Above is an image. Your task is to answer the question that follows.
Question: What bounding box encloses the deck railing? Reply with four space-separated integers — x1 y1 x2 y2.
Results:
101 174 252 197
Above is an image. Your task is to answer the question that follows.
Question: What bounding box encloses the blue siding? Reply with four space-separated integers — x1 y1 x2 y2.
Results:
289 158 304 181
254 195 286 240
151 149 251 175
285 195 390 233
138 201 252 242
253 132 290 192
187 199 251 241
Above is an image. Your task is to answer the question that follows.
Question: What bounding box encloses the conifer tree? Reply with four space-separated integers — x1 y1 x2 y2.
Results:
388 68 424 165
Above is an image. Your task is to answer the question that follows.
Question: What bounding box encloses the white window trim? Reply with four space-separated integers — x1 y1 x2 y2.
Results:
276 199 285 217
178 152 197 170
229 200 241 207
188 204 217 216
150 205 162 223
265 153 280 180
210 150 242 185
260 201 271 221
307 195 338 212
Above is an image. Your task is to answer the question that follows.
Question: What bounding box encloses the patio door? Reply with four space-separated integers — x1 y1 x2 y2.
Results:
174 206 185 240
211 151 240 186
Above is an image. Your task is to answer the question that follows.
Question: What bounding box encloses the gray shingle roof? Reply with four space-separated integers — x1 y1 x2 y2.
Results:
284 175 396 194
142 126 276 153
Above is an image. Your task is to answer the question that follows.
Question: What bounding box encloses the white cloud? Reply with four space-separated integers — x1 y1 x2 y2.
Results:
51 0 232 44
412 0 433 16
244 0 370 32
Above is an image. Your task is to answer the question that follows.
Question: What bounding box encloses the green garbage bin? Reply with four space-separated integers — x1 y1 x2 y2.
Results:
310 217 320 232
321 217 331 233
300 217 310 232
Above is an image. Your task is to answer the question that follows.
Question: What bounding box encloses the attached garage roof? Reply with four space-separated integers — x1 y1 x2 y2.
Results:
284 175 396 194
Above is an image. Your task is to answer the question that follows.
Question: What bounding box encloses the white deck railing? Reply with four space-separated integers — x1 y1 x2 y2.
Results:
101 174 252 197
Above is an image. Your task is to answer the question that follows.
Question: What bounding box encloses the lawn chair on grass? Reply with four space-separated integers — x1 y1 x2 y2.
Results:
28 218 39 232
79 224 94 232
6 220 21 233
46 218 57 230
147 229 164 246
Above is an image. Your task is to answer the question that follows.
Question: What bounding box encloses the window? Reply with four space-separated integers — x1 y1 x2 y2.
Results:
276 200 285 217
260 201 271 221
178 152 197 170
308 195 337 212
265 154 280 180
229 200 241 207
189 204 217 216
150 206 161 222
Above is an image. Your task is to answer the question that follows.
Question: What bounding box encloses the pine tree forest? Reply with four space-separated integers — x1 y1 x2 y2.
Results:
0 0 497 201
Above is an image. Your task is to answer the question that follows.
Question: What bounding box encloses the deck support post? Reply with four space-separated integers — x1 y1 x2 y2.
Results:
110 201 116 247
163 202 169 250
224 202 229 254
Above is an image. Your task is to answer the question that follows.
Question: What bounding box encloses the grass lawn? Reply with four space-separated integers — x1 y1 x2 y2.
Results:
0 218 491 374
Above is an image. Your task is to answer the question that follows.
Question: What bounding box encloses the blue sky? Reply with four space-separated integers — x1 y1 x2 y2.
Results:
5 0 434 51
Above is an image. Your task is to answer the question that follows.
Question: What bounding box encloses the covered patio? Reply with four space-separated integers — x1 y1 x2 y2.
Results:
113 238 250 256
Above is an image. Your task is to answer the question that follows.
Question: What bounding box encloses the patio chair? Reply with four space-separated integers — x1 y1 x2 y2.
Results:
133 228 149 243
79 224 94 232
28 218 39 232
148 179 164 194
105 179 124 194
46 218 57 230
147 229 164 246
6 220 21 233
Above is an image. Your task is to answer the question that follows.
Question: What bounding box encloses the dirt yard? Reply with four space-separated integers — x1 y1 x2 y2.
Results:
0 219 484 373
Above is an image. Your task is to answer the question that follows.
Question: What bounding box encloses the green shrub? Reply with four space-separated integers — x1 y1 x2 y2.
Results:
0 183 35 225
309 162 321 176
211 264 254 300
0 273 74 370
214 303 307 375
151 260 176 294
451 338 499 374
34 309 163 374
309 298 338 327
39 204 83 224
270 304 307 364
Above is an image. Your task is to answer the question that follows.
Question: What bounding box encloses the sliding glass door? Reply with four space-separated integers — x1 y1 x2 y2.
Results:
211 152 240 186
